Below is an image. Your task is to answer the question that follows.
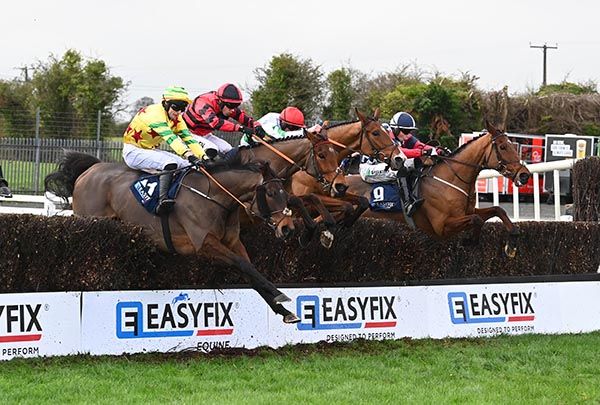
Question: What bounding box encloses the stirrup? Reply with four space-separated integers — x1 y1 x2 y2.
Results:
155 199 175 215
405 198 424 216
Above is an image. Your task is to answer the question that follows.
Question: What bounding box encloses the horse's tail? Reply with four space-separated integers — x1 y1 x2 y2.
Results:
44 150 101 201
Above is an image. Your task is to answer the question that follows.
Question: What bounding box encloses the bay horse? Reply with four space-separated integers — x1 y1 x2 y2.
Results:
236 130 365 244
290 108 404 225
44 151 300 323
343 121 532 256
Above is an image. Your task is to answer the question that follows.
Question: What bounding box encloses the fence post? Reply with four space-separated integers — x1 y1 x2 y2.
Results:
34 107 41 194
96 110 102 159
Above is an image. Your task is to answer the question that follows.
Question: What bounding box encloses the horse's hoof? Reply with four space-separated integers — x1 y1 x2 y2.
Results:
283 313 300 324
504 244 517 258
320 230 334 249
273 293 291 304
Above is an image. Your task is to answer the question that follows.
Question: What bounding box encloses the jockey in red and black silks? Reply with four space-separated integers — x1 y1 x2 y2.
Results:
183 83 268 155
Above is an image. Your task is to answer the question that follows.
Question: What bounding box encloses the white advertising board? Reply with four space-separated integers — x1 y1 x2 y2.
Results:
81 289 270 355
0 292 81 360
4 280 600 359
268 282 600 347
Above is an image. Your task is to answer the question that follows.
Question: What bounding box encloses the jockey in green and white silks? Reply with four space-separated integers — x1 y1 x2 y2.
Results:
239 107 322 146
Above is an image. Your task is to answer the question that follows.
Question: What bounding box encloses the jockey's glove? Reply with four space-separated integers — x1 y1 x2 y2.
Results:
254 125 268 139
437 147 452 157
187 154 202 167
421 148 435 157
239 126 254 136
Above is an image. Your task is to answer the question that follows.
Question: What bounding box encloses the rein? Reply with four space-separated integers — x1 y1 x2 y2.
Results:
251 134 338 190
183 166 291 228
327 118 400 165
427 132 525 195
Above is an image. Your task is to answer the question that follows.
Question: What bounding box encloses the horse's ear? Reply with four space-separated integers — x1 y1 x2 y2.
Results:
323 120 330 127
355 108 366 123
485 119 496 134
304 128 316 142
373 108 380 120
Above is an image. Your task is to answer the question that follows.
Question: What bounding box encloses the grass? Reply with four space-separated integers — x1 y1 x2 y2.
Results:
0 333 599 403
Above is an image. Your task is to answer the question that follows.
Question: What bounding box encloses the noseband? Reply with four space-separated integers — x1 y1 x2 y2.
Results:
254 178 293 230
358 118 400 164
304 140 344 193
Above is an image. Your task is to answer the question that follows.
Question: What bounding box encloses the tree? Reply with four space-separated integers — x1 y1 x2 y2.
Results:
323 68 353 120
251 53 323 121
130 97 154 118
29 49 127 138
0 80 35 138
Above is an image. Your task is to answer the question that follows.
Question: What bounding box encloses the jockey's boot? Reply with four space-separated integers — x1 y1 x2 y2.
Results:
0 178 12 198
155 163 177 215
399 176 423 217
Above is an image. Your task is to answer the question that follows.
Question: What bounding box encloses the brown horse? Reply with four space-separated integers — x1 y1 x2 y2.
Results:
343 122 532 256
292 108 404 225
44 151 301 323
236 130 364 244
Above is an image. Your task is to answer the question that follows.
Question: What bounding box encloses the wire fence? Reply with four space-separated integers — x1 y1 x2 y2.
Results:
0 133 242 196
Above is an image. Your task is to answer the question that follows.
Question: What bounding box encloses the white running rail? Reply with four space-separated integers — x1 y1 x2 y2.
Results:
476 159 577 221
0 193 73 216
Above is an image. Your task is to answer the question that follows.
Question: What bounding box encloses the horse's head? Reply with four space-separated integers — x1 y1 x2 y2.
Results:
255 162 295 239
305 129 348 197
355 108 406 169
485 121 531 187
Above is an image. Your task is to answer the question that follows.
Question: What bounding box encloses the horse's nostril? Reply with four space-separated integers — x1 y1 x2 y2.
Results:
519 173 530 183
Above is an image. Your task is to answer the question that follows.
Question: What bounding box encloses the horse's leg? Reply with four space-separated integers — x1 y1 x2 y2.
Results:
335 193 370 227
473 206 520 257
441 214 485 241
202 234 299 323
227 238 298 321
473 207 519 235
287 195 319 246
300 194 338 248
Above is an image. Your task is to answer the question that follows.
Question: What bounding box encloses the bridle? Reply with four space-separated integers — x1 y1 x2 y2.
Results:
180 166 292 229
252 177 293 230
428 132 526 196
304 139 345 194
357 118 402 164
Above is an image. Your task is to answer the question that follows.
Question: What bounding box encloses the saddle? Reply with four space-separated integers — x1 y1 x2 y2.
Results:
130 168 191 215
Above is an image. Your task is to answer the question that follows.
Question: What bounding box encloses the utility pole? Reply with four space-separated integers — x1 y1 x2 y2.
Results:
14 65 34 82
530 43 558 86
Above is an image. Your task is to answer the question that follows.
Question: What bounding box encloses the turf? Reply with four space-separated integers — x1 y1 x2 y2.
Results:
0 332 599 403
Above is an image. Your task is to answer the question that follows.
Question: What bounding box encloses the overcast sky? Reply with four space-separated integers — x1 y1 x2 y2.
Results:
1 0 598 107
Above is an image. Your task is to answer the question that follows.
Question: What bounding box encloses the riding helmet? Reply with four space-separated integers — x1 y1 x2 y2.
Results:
389 111 418 130
216 83 243 105
279 107 306 128
162 86 192 104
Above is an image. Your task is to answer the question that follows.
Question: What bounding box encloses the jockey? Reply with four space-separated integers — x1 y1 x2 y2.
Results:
359 111 435 216
239 106 323 146
122 86 206 215
0 164 12 198
183 83 268 155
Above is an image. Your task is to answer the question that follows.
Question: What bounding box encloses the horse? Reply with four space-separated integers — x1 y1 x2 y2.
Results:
290 108 404 225
236 130 365 244
342 121 532 257
44 151 301 323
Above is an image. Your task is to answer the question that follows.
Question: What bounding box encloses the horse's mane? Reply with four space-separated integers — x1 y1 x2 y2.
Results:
323 120 359 129
202 158 263 174
237 134 307 150
449 133 487 157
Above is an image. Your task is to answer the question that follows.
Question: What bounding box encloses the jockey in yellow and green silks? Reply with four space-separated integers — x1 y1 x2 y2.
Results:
122 86 206 214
